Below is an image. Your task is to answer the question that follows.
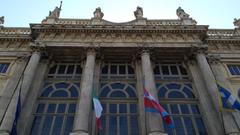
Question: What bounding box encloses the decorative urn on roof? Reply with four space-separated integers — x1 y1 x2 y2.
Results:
234 18 240 28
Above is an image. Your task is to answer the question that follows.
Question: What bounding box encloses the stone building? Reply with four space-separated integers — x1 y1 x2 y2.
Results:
0 5 240 135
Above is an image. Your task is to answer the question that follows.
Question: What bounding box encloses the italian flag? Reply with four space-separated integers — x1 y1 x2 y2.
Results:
92 89 103 130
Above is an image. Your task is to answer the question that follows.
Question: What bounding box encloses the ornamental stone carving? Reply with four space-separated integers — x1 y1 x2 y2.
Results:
176 7 197 25
93 7 104 19
48 1 62 19
176 7 190 20
234 18 240 28
134 6 143 19
0 16 4 25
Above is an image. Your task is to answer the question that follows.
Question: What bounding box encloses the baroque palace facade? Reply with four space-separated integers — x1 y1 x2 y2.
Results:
0 4 240 135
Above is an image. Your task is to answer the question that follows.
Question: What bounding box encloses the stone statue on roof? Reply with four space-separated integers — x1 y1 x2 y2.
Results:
0 16 4 25
134 6 143 19
48 1 62 18
234 18 240 28
176 7 190 20
93 7 104 19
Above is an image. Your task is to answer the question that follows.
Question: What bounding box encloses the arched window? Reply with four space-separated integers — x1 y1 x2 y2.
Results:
157 83 207 135
30 82 79 135
99 82 139 135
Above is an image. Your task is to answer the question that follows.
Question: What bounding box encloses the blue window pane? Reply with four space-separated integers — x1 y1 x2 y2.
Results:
120 116 128 135
76 65 82 74
233 65 240 75
119 65 126 74
102 103 106 113
154 65 160 74
48 65 57 74
130 104 137 113
130 116 139 135
69 86 78 97
119 104 127 113
64 116 74 135
41 86 54 97
102 65 108 74
195 118 208 135
125 86 136 97
183 117 195 135
191 105 200 114
110 65 117 74
158 87 168 98
0 63 9 73
166 83 181 89
57 104 66 113
170 104 179 114
99 116 106 135
66 65 74 74
109 104 117 113
100 86 111 97
111 83 125 89
168 91 185 98
68 104 76 113
51 90 68 97
163 117 174 135
52 116 63 135
173 117 185 135
36 104 45 113
58 65 66 74
228 65 235 75
161 104 169 112
109 116 117 135
55 82 69 89
47 104 56 113
182 87 195 98
30 116 42 135
180 104 189 114
110 91 126 97
170 66 179 75
41 116 53 135
74 83 80 88
128 65 134 74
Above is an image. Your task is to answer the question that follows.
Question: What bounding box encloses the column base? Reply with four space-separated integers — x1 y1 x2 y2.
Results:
69 131 89 135
148 131 168 135
0 131 9 135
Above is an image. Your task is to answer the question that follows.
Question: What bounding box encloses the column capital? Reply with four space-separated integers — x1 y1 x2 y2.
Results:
86 47 97 56
207 54 221 64
190 44 208 56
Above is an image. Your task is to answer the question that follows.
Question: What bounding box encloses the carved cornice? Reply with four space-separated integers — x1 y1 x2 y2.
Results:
0 27 31 41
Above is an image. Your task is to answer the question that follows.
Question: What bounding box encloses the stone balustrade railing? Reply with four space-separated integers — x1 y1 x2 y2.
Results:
147 20 182 25
0 28 31 35
207 29 237 37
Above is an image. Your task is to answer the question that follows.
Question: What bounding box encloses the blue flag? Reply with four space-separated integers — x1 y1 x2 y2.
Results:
11 91 21 135
217 84 240 112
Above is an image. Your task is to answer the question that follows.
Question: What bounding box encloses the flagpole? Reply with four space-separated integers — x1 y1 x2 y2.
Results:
220 111 227 135
0 56 30 126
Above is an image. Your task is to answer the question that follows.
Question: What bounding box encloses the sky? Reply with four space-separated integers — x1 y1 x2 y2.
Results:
0 0 239 29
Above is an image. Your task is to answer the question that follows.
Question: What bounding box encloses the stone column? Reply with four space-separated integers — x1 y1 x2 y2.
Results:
140 50 166 135
188 60 224 135
71 49 96 135
209 57 240 135
0 51 41 135
18 60 49 135
0 59 27 123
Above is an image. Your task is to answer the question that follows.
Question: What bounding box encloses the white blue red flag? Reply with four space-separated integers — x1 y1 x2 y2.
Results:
217 84 240 112
143 88 174 128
